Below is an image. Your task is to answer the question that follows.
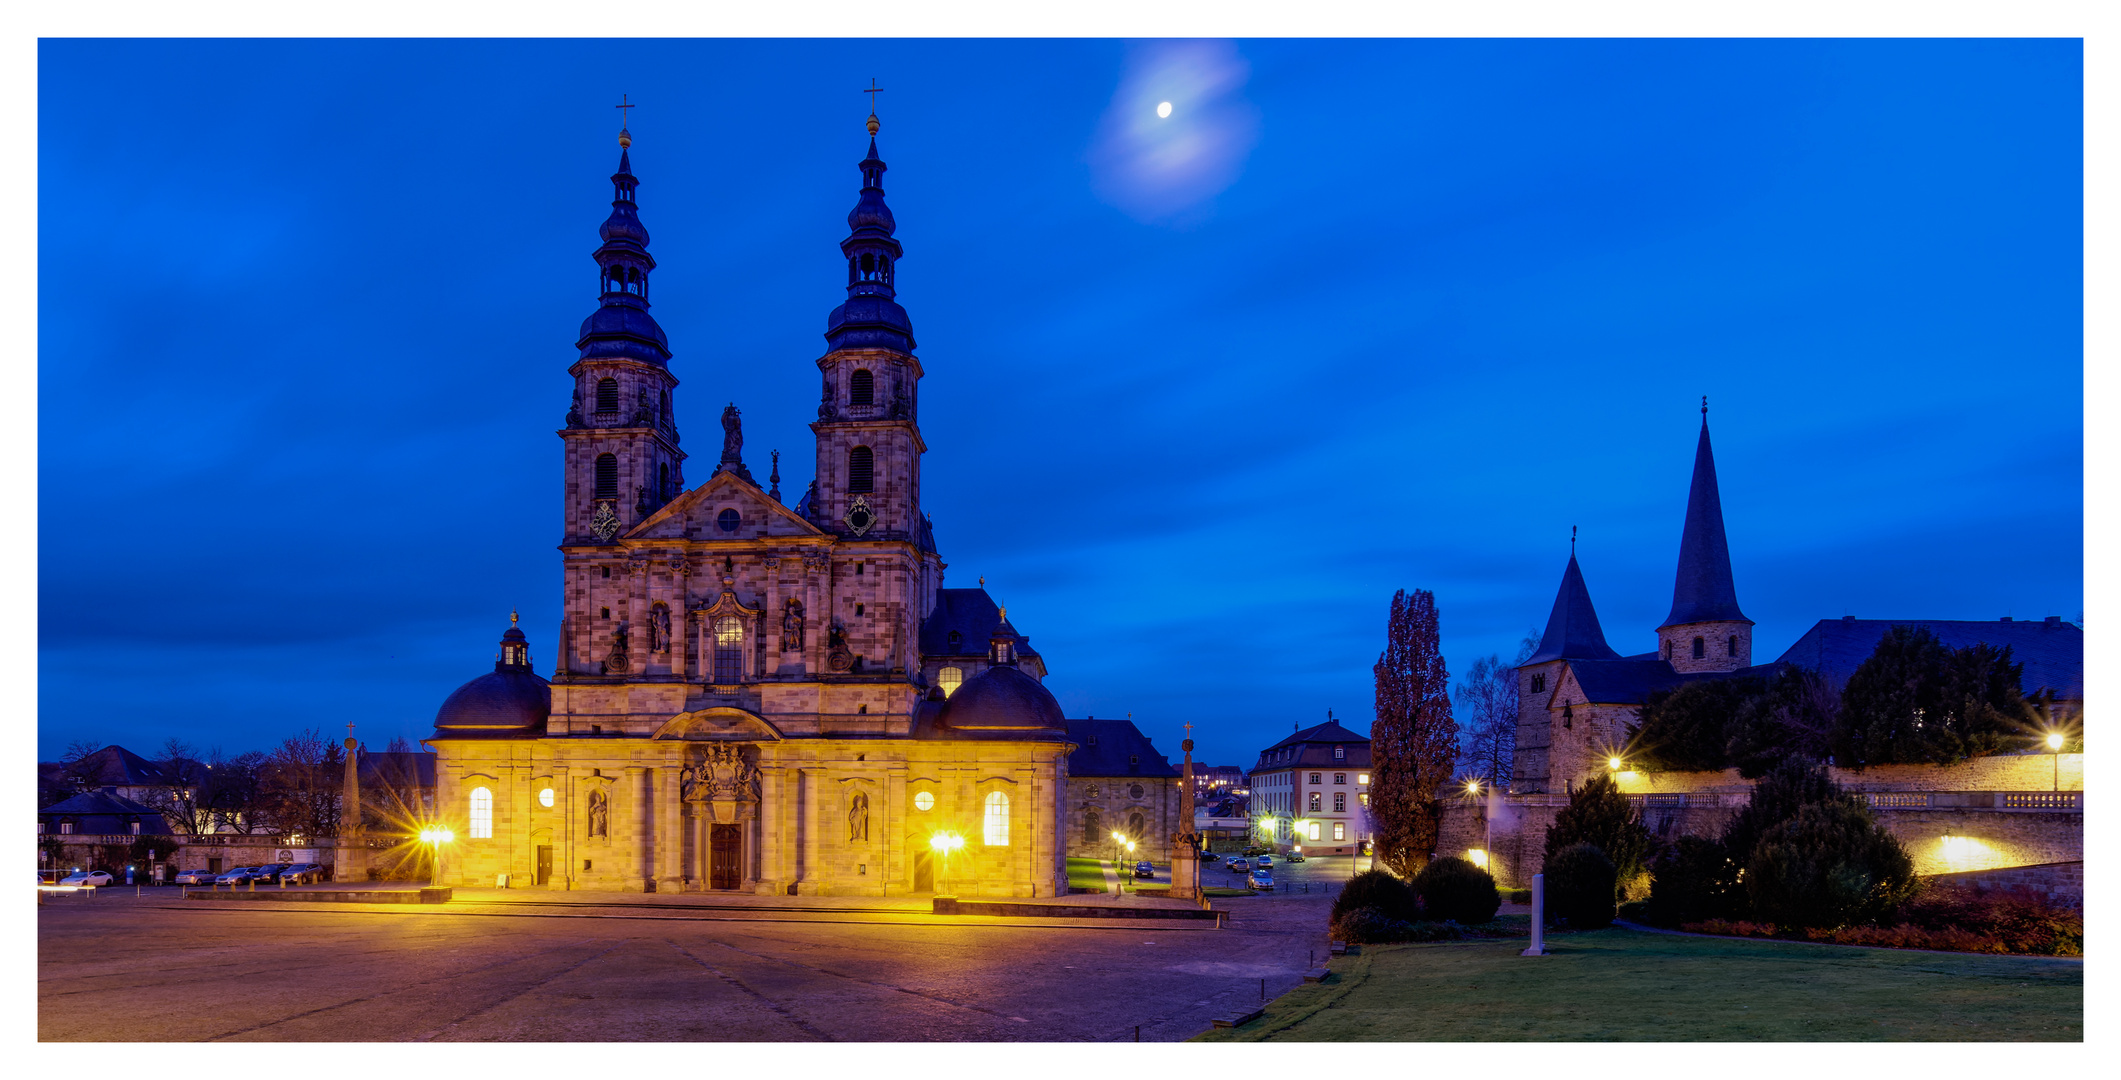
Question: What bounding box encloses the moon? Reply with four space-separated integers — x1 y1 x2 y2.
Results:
1156 101 1172 118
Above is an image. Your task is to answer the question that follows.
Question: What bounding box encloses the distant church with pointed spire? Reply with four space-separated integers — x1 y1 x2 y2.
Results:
1511 400 2081 795
424 107 1085 897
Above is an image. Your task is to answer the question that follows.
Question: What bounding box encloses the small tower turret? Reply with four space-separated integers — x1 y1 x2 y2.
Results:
1658 400 1752 673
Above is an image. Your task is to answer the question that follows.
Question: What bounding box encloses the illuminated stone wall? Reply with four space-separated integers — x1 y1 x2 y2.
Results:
1609 754 2084 796
1063 776 1178 864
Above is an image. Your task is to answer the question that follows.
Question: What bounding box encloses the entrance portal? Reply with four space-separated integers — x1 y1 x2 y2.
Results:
913 850 933 892
709 824 742 890
535 845 553 886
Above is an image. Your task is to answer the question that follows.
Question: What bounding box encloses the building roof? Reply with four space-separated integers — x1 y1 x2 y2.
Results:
61 745 170 788
1064 717 1180 778
1251 720 1374 772
1776 617 2083 702
1663 415 1750 628
1560 658 1784 705
1524 553 1622 664
38 788 172 834
936 663 1067 734
918 588 1038 659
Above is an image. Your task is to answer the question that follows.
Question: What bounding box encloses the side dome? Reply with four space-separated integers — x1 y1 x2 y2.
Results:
434 669 551 734
938 664 1065 732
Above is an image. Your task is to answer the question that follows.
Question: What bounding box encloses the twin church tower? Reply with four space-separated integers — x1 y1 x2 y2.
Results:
426 109 1077 897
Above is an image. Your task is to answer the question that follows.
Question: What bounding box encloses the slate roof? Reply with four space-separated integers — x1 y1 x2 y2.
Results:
1251 720 1373 772
1524 554 1622 664
63 745 170 787
1776 618 2083 702
1663 417 1750 627
1562 659 1785 705
1064 717 1180 779
38 788 172 835
918 588 1039 659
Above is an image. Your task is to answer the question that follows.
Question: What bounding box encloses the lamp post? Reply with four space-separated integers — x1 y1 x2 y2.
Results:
929 831 963 897
418 825 454 887
2047 731 2064 792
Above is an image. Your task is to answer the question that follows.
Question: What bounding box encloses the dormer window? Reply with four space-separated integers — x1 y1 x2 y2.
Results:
947 630 963 651
1334 746 1346 761
937 666 963 697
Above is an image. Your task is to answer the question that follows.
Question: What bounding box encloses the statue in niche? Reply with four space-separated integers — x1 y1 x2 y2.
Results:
647 605 671 654
781 598 805 652
848 791 869 842
587 789 609 838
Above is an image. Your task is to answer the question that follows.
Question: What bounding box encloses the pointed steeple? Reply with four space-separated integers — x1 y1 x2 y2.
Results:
1661 402 1749 629
576 131 670 366
1525 551 1621 664
824 114 915 353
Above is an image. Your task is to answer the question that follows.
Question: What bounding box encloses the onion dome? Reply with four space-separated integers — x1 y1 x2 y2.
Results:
433 615 551 735
825 119 916 354
576 136 671 366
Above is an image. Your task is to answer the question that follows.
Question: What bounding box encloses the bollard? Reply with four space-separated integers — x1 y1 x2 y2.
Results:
1259 977 1266 1001
1521 873 1547 956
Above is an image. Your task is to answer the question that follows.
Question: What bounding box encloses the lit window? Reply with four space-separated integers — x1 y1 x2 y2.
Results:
1333 822 1346 841
1359 793 1369 807
1335 792 1347 812
938 666 963 697
1308 792 1321 812
539 788 554 808
1358 773 1369 785
59 820 74 835
982 791 1010 846
1308 822 1321 841
470 787 493 839
914 791 935 812
714 616 744 683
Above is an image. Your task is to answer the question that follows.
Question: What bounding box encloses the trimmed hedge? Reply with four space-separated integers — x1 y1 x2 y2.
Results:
1412 856 1501 924
1331 868 1420 924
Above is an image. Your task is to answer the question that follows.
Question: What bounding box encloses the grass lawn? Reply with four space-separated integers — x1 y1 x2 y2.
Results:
1195 927 2081 1042
1065 857 1112 891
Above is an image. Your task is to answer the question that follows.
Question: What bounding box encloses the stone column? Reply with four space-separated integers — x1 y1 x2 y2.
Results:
623 765 648 891
763 554 782 676
336 737 365 883
627 557 648 677
656 764 682 893
669 555 690 679
803 553 827 676
755 765 783 895
794 767 818 895
554 764 571 890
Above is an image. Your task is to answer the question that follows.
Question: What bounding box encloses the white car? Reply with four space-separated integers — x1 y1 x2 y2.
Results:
174 868 216 885
59 871 114 887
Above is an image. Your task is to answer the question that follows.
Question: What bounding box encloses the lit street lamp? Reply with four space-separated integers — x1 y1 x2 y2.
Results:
2047 731 2065 792
929 831 964 897
417 825 454 887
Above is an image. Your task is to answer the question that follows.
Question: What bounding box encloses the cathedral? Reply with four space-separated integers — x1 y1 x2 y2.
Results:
424 112 1076 896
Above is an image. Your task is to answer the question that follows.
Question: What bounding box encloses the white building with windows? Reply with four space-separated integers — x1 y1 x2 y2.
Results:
1245 719 1372 857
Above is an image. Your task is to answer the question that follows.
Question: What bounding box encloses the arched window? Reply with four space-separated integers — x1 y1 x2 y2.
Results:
849 446 874 492
658 463 670 501
1127 812 1144 839
1083 808 1100 843
660 390 671 425
937 666 963 697
1531 673 1545 694
595 454 618 499
595 378 619 414
714 617 744 684
1692 636 1705 660
850 369 874 405
982 790 1010 846
469 787 493 839
1727 635 1738 657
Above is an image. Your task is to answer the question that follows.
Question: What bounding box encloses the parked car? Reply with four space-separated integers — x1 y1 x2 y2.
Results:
1249 869 1274 891
1254 854 1273 868
1285 852 1306 863
252 863 295 883
59 871 114 887
279 863 327 884
214 866 263 885
1224 856 1249 871
174 868 217 885
1133 861 1155 880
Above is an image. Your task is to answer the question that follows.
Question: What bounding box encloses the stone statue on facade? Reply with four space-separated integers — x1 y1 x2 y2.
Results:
781 598 805 652
848 791 869 842
647 605 671 654
566 389 583 428
818 373 836 419
681 743 761 816
587 789 609 837
715 403 755 482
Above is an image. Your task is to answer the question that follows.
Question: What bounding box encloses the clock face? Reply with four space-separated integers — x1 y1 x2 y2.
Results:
590 501 621 543
843 496 875 537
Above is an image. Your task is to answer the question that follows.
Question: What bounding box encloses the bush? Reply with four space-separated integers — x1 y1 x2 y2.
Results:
1544 772 1653 891
1504 887 1532 904
1331 868 1420 924
1642 835 1739 927
1744 799 1915 930
1411 856 1501 924
1331 906 1414 944
1682 918 1778 938
1631 675 1768 772
1544 842 1617 928
1891 884 2083 956
1402 920 1467 942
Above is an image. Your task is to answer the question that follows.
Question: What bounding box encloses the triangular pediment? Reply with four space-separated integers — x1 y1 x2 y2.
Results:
626 468 826 541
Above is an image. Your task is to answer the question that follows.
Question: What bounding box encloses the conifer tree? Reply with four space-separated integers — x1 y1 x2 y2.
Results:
1368 588 1458 875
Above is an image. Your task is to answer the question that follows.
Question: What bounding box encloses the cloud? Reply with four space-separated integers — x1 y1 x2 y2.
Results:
1088 40 1261 223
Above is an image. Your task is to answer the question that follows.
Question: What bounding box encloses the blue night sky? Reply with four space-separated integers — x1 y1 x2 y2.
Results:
37 38 2082 767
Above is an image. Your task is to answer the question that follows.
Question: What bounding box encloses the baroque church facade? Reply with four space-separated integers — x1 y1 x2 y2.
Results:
425 114 1077 896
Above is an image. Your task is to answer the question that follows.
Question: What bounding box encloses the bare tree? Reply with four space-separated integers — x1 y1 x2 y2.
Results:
141 738 213 834
257 729 344 839
1368 588 1458 876
56 739 105 794
1457 629 1540 789
202 749 268 834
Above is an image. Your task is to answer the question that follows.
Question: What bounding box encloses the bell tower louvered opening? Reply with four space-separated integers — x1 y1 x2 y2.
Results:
849 445 874 493
850 368 874 406
595 453 619 499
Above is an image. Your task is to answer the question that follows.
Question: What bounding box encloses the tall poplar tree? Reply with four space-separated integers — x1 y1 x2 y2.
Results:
1368 588 1458 876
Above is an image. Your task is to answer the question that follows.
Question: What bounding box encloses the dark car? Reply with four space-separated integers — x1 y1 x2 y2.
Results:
1285 852 1306 863
253 863 296 883
214 866 262 885
1133 861 1155 880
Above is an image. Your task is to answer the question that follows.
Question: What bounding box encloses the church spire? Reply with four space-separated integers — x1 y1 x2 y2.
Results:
1661 404 1748 628
576 125 670 366
1524 549 1621 664
824 111 915 354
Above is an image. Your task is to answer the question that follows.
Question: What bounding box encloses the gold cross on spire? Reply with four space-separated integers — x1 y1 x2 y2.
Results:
616 94 636 147
863 78 883 112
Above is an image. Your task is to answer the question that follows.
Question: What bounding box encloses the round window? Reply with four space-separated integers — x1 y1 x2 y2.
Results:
717 508 741 532
1129 784 1145 800
538 788 555 808
913 791 935 812
1086 784 1100 798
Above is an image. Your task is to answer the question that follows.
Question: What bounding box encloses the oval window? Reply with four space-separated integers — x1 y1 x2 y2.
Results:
1086 784 1100 799
717 508 741 532
1129 784 1145 800
539 787 555 808
913 791 935 812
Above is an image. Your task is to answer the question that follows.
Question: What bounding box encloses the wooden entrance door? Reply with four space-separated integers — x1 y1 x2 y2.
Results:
709 824 741 890
913 850 934 892
535 845 553 886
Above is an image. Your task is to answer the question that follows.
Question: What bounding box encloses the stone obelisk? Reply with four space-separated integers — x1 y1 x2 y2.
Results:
1172 724 1200 901
335 736 366 883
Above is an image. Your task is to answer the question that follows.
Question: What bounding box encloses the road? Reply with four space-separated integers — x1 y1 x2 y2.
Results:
38 879 1348 1042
